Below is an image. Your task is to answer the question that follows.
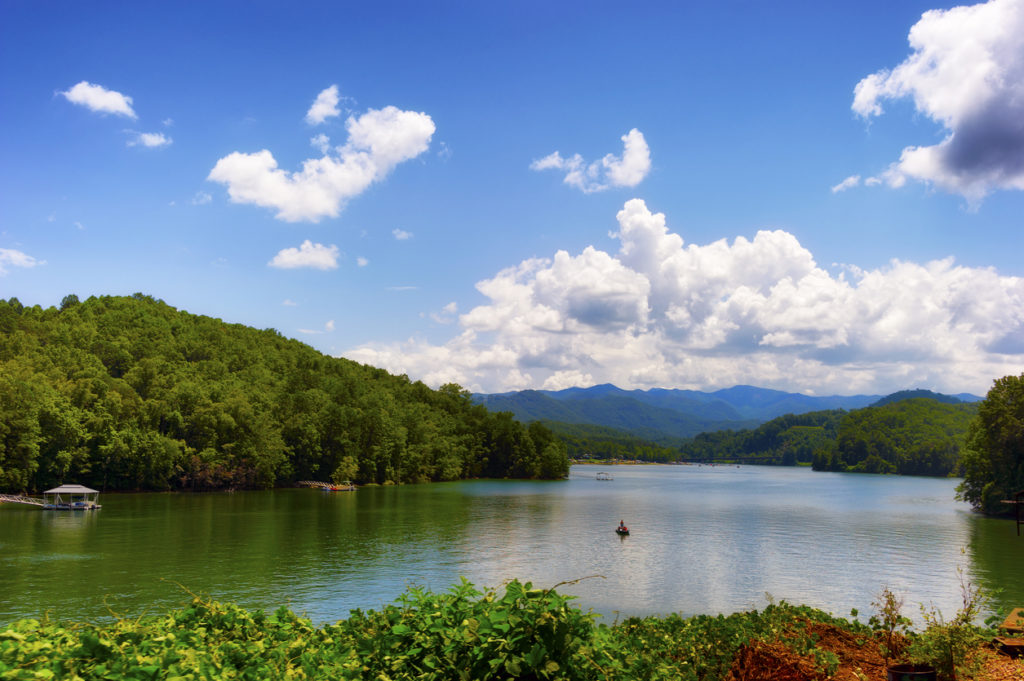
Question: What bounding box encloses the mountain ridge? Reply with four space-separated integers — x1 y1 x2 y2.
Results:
473 384 982 441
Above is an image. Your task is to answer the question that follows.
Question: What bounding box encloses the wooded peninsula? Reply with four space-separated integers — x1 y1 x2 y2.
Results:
0 294 569 493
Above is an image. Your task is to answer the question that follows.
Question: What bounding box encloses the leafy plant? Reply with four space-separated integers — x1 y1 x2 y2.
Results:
2 579 999 681
869 585 912 667
905 569 989 681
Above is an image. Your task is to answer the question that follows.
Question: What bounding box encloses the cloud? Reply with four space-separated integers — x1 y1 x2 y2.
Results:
60 81 137 118
430 301 458 324
853 0 1024 202
191 191 212 205
306 85 341 125
531 129 651 193
392 228 413 240
344 199 1024 395
268 240 340 270
209 102 435 222
310 133 331 154
0 248 45 275
300 319 336 335
127 131 172 148
831 175 861 193
282 299 298 306
357 256 369 267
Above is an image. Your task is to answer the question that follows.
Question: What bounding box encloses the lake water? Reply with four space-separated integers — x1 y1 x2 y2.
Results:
1 464 1022 626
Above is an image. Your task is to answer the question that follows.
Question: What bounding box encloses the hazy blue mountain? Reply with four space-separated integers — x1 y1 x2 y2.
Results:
706 385 879 420
478 384 882 424
472 384 984 443
541 384 744 420
474 390 758 441
475 383 985 463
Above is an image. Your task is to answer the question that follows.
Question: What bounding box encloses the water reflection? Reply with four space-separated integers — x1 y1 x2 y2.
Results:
965 512 1024 608
2 465 1022 627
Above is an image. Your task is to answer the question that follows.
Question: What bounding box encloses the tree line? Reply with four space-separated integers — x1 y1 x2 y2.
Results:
811 399 976 476
0 294 568 493
679 411 843 465
671 399 976 476
540 420 682 462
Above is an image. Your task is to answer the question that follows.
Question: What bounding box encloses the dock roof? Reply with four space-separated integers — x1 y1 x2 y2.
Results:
43 484 99 494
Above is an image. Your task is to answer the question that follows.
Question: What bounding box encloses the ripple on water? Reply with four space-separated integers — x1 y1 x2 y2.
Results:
2 466 1021 626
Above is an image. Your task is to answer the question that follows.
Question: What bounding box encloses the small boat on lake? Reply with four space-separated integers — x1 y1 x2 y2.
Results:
596 472 613 481
616 527 629 536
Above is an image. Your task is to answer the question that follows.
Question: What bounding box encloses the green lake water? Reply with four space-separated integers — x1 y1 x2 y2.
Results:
1 464 1022 626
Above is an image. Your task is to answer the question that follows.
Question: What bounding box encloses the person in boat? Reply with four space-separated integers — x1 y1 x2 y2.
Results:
618 520 628 532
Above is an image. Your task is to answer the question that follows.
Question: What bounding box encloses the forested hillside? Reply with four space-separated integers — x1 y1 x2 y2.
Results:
680 411 844 465
540 421 682 462
0 295 568 493
679 398 976 476
813 398 977 475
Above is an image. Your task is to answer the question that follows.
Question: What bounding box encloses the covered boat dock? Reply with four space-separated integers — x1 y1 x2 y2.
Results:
42 484 102 510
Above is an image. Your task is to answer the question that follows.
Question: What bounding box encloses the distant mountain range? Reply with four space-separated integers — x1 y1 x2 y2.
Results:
473 384 982 442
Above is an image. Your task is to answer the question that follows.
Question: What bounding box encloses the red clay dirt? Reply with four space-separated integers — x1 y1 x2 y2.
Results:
725 618 1024 681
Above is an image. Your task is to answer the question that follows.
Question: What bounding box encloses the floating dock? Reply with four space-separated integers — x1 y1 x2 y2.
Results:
298 480 355 491
1 484 102 510
0 494 44 507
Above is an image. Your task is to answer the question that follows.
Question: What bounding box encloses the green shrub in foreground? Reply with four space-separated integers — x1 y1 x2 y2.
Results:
0 580 600 681
0 579 994 681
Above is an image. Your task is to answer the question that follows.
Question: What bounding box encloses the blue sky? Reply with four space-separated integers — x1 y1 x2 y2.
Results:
2 0 1022 396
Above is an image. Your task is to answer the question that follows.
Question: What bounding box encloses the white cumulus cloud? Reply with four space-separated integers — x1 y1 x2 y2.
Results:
60 81 137 118
310 133 331 154
127 131 172 148
306 85 341 125
344 199 1024 395
831 175 861 193
429 301 458 324
392 228 413 240
0 248 45 275
209 102 435 222
853 0 1024 202
268 240 340 270
531 129 651 193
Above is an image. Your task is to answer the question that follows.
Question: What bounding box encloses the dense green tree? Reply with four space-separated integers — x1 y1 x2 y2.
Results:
825 399 975 476
682 411 843 465
957 374 1024 515
0 295 568 492
672 398 974 478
